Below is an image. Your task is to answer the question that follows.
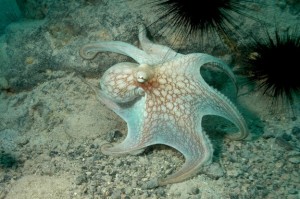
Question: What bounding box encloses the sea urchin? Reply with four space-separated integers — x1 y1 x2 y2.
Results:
148 0 257 41
243 28 300 106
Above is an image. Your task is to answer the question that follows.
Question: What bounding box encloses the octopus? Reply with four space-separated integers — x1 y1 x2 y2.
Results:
80 25 249 186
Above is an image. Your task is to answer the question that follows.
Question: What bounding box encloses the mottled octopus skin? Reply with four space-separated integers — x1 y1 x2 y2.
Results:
80 25 249 186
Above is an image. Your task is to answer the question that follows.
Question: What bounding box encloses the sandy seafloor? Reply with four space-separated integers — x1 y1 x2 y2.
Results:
0 0 300 198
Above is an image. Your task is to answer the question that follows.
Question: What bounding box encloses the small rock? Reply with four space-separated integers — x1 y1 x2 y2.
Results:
288 151 300 156
275 137 294 151
155 187 166 197
288 156 300 164
93 153 103 161
17 137 29 147
115 159 123 167
188 187 200 195
291 127 300 140
290 174 300 183
288 189 298 194
85 171 92 177
75 174 87 185
275 162 284 169
105 130 123 142
110 189 122 199
262 131 275 139
0 77 9 90
281 133 292 141
141 178 159 189
124 187 133 194
204 162 224 179
227 168 242 177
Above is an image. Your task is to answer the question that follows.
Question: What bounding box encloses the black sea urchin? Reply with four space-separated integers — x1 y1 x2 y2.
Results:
243 28 300 106
147 0 258 43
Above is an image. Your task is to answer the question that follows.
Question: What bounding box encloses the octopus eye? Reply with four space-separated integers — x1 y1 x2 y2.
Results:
136 64 154 83
136 71 149 83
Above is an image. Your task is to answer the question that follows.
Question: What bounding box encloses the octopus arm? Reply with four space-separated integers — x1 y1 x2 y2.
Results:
80 40 153 64
101 96 149 155
185 53 238 95
196 88 249 140
148 117 213 185
138 24 181 63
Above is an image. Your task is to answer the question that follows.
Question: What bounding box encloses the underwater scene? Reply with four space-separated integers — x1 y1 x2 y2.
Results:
0 0 300 198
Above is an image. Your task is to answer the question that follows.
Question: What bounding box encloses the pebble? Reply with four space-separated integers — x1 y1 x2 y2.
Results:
288 151 300 156
111 189 122 199
75 174 87 185
262 131 275 139
188 187 200 195
0 77 9 90
85 171 92 177
125 187 133 194
275 137 294 150
288 156 300 164
155 187 166 197
141 178 159 189
291 126 300 140
105 130 123 142
288 189 298 194
227 168 241 177
281 133 292 141
115 159 123 167
204 162 224 179
275 162 284 168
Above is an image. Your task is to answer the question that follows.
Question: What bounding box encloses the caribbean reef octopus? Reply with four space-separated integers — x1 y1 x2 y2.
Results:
80 25 249 186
